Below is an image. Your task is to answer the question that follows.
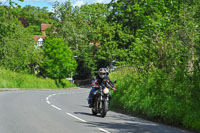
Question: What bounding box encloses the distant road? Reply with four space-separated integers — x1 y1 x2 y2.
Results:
0 87 189 133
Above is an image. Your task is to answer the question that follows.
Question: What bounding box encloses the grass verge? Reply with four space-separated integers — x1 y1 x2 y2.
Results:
109 67 200 132
0 67 76 89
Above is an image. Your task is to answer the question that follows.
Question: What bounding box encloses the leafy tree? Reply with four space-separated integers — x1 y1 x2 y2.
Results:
109 1 200 131
42 38 77 80
49 1 131 77
0 0 44 74
50 1 89 52
21 5 51 26
0 21 41 73
48 1 96 79
79 3 116 67
15 5 52 34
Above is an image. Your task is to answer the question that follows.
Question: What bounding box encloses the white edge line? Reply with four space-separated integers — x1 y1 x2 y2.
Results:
46 92 110 133
66 112 87 123
98 128 111 133
46 97 49 100
46 101 50 104
51 105 62 111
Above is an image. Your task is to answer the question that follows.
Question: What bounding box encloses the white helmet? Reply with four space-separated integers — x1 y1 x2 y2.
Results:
98 68 109 78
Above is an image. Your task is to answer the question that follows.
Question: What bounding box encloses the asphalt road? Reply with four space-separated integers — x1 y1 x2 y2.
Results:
0 87 189 133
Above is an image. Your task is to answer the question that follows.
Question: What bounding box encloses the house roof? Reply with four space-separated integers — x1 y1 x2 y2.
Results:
41 24 51 31
34 35 45 40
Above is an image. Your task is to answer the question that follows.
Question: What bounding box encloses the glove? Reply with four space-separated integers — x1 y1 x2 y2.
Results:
113 87 116 91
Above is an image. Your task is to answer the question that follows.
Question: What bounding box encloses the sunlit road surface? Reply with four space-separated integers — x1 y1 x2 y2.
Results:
0 87 189 133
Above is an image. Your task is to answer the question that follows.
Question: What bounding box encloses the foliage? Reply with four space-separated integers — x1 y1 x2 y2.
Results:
77 3 116 75
110 67 200 131
108 0 200 131
42 38 77 79
0 21 41 73
20 5 52 35
48 2 128 78
0 2 44 74
1 0 200 131
0 67 75 89
48 1 92 79
20 5 51 26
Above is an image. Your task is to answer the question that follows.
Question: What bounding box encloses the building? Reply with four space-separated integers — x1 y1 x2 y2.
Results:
41 24 51 36
34 24 51 48
34 35 45 48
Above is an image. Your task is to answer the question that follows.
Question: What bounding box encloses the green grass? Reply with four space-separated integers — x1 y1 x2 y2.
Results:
109 67 200 132
0 67 76 89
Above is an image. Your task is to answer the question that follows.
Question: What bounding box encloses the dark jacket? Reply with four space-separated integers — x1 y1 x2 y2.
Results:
92 74 114 88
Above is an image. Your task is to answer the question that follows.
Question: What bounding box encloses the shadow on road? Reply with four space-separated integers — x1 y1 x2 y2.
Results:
79 105 90 108
74 112 104 118
76 111 188 133
74 112 93 116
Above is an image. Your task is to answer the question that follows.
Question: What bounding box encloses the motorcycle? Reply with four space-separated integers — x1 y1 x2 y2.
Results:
91 79 116 118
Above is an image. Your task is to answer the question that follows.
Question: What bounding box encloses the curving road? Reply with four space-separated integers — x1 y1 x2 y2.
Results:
0 87 189 133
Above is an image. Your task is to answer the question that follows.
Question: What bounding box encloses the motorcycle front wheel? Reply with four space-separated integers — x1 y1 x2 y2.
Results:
100 101 108 118
92 109 97 115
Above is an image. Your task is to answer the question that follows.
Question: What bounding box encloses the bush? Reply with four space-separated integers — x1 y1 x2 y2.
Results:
183 111 200 131
109 67 200 132
42 38 77 79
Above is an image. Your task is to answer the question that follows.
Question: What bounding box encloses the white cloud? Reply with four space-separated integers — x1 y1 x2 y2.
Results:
27 0 65 3
21 0 67 3
0 0 110 3
1 0 111 7
0 0 7 3
96 0 103 3
73 0 85 7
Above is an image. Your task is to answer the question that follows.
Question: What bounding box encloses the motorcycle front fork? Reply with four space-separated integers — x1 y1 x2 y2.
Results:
100 95 109 108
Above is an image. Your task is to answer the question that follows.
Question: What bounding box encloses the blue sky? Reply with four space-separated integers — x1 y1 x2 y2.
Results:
0 0 111 11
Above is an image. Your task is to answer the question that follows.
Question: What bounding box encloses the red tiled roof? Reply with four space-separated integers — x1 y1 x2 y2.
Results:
41 24 51 31
34 35 45 40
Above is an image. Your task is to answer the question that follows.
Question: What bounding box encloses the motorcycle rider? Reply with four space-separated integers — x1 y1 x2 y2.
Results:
88 68 116 108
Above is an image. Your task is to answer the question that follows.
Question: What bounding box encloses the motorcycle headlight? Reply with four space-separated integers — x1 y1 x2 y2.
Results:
103 87 109 94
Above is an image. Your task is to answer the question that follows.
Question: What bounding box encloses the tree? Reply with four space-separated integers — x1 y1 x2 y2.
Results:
42 38 77 80
48 1 96 79
79 3 116 67
18 5 52 34
0 0 44 74
0 21 41 73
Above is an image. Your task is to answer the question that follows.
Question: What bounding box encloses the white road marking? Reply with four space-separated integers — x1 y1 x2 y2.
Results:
98 128 111 133
51 105 62 111
45 90 110 133
66 112 87 123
